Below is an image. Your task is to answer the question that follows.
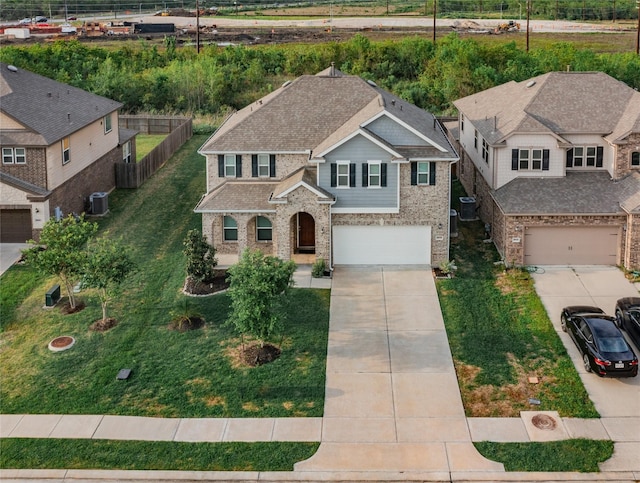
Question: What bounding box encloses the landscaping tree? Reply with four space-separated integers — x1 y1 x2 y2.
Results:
81 235 136 323
226 249 297 347
21 214 98 310
183 229 217 283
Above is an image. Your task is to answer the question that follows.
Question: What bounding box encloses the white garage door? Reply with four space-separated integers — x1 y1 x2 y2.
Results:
524 226 618 265
333 225 431 265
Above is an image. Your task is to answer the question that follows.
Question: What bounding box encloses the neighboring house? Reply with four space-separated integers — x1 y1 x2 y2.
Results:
195 66 458 267
450 71 640 270
0 62 136 242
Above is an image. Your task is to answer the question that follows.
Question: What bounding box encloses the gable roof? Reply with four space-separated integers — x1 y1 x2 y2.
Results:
0 62 122 146
200 67 457 161
454 72 639 145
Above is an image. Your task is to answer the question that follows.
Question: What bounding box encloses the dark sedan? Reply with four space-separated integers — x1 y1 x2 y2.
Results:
560 306 638 377
615 297 640 350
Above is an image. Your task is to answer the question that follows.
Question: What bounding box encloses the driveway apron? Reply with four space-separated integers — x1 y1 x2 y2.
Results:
531 266 640 472
295 266 504 473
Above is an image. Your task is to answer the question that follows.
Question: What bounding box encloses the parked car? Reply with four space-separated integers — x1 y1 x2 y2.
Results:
33 16 48 23
615 297 640 349
560 306 638 377
19 18 31 24
67 16 77 20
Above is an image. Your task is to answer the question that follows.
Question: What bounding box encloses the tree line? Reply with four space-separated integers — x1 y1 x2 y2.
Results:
3 0 638 22
1 34 639 116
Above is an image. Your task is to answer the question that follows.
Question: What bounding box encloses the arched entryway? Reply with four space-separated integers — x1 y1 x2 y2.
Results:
295 212 315 254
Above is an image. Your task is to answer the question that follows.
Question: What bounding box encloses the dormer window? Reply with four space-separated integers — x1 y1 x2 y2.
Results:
632 152 639 167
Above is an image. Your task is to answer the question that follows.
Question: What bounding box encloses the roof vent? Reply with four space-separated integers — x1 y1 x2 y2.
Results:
7 65 18 72
526 80 536 88
367 79 378 87
282 80 292 88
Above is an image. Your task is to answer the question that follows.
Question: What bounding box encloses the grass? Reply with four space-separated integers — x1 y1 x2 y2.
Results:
0 134 330 418
474 440 614 472
135 134 167 162
0 439 319 471
436 179 598 418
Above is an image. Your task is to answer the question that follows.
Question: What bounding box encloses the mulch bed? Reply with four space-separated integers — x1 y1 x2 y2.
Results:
60 299 86 315
89 317 118 332
168 316 205 332
183 269 230 296
241 343 281 367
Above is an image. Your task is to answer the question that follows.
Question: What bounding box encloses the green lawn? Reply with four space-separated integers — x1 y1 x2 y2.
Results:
436 179 598 418
135 134 167 162
0 439 319 471
475 440 614 472
0 135 330 418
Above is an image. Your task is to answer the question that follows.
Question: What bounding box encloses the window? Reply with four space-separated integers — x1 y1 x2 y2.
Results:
632 152 640 167
566 146 603 168
474 129 478 150
223 216 238 241
251 154 275 177
337 162 350 187
460 114 464 132
482 139 489 163
62 137 70 165
330 162 355 188
224 154 236 177
368 162 380 187
218 154 242 178
511 149 549 171
2 147 26 164
104 114 112 134
411 161 436 186
122 141 132 163
256 216 272 241
362 162 387 188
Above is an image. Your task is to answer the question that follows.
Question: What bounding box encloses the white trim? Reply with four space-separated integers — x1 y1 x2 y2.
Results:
200 149 310 155
331 207 399 214
194 209 277 214
336 160 351 188
315 129 404 159
367 160 382 188
363 111 448 152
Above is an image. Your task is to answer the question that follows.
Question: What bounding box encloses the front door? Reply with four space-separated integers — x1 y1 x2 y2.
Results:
298 212 315 252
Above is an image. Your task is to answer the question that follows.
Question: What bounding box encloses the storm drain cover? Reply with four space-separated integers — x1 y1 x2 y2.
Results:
531 413 557 430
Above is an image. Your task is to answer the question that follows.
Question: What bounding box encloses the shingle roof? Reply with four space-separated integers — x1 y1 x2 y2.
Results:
454 72 639 144
0 171 50 197
272 167 335 200
194 181 278 213
200 68 457 160
492 171 630 215
0 62 122 146
618 172 640 214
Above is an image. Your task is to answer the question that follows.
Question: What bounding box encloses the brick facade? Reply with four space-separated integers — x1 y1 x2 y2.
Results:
614 133 640 180
0 147 47 187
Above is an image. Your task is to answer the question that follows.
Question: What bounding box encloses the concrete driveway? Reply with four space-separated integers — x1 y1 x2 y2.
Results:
0 243 28 276
531 266 640 472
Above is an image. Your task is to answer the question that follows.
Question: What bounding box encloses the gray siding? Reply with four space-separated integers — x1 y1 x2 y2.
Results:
367 116 428 146
318 135 398 209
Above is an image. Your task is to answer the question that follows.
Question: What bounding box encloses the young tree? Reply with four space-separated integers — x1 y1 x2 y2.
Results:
183 229 217 283
21 214 98 310
81 235 136 323
226 249 297 347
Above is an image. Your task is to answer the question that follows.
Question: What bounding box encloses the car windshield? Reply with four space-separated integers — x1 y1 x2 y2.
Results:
598 336 630 353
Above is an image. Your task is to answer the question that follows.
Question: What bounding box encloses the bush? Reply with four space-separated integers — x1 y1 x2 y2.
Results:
311 258 326 278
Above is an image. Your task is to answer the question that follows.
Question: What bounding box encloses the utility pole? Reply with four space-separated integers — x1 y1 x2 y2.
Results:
433 0 437 44
636 0 639 55
196 0 200 53
526 0 531 52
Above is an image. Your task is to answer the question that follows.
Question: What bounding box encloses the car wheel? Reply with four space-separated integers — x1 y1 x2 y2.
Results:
560 314 568 332
583 353 592 373
615 309 624 328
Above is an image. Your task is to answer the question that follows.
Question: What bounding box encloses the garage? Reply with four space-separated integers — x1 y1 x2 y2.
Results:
524 226 619 265
333 225 431 265
0 209 32 243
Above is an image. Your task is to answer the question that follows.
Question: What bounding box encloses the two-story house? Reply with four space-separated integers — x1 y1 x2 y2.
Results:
451 71 640 270
195 66 458 267
0 63 136 242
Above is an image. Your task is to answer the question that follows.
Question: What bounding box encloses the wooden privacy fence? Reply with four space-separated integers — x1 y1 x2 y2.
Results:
115 115 193 189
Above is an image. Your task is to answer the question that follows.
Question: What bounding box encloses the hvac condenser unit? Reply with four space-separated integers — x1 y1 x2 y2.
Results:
459 197 477 221
90 192 109 215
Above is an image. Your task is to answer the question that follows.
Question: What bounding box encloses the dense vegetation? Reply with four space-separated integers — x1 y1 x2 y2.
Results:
1 35 639 117
4 0 638 22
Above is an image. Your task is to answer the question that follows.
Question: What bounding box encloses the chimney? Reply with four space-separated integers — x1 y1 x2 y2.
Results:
330 62 335 77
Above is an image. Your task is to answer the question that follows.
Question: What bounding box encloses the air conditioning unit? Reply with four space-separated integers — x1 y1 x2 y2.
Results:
459 196 477 221
90 192 109 215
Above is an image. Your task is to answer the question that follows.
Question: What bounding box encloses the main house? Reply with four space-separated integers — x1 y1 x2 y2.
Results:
451 71 640 270
0 62 136 242
195 66 458 267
